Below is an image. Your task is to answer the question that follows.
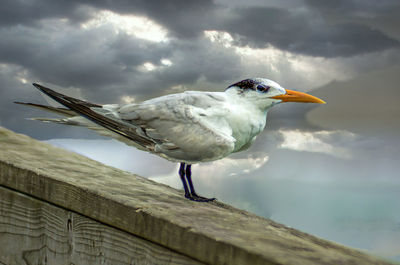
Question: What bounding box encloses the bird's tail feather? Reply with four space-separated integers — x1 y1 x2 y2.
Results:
28 117 82 126
15 102 92 127
14 102 77 117
21 83 155 149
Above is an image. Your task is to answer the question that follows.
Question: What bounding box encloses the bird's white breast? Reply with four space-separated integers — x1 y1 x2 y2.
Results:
197 91 268 153
225 100 267 152
184 91 267 154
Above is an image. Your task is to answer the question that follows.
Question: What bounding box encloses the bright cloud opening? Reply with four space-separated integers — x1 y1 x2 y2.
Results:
139 62 157 72
138 60 172 72
161 58 173 66
121 95 136 104
278 129 356 159
17 77 27 84
198 155 269 178
14 68 30 84
204 30 234 48
81 10 169 42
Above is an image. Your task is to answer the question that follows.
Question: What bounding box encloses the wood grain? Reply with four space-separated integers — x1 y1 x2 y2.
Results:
0 186 204 265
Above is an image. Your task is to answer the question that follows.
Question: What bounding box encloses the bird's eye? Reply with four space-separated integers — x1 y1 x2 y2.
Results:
256 85 270 92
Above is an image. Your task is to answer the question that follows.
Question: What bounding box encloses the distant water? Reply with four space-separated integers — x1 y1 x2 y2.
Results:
257 178 400 261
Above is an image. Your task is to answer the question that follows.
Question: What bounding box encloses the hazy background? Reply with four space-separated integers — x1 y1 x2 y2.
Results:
1 0 400 261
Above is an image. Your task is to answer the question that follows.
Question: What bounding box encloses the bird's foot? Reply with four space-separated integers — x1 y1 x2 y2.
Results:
185 193 216 202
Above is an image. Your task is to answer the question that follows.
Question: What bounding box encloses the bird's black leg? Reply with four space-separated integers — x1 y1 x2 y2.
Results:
185 164 215 202
179 163 191 199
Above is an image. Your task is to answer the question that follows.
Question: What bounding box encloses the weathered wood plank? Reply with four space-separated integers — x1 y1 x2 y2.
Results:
0 126 396 265
0 185 204 265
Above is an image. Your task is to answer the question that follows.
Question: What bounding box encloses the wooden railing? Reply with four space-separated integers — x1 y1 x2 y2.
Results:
0 126 395 265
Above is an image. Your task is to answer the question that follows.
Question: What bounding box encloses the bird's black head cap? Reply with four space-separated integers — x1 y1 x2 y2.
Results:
227 79 256 91
226 78 272 94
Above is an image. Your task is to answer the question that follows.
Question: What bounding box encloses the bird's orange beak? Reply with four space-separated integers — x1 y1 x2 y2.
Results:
271 89 326 104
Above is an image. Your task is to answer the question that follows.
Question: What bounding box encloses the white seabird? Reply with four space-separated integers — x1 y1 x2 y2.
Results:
16 78 325 202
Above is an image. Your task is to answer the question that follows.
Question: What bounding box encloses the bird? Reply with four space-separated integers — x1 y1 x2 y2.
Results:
16 78 325 202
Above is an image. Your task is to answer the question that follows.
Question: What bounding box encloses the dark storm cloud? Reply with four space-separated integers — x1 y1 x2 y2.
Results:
218 6 399 57
0 21 220 103
0 23 172 91
3 0 397 58
91 0 216 38
0 0 216 38
104 36 242 102
304 0 400 17
0 0 95 27
154 39 241 84
307 65 400 138
266 104 322 132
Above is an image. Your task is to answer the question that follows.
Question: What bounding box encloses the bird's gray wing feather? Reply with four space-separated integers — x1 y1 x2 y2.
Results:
114 92 236 163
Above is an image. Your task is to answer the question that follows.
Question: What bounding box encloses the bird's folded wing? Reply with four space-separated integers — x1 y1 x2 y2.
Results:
115 93 236 162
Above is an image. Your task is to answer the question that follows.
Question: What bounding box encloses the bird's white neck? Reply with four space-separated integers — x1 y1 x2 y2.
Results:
223 89 270 152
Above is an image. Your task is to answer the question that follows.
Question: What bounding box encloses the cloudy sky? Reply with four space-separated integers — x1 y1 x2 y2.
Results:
1 0 400 261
